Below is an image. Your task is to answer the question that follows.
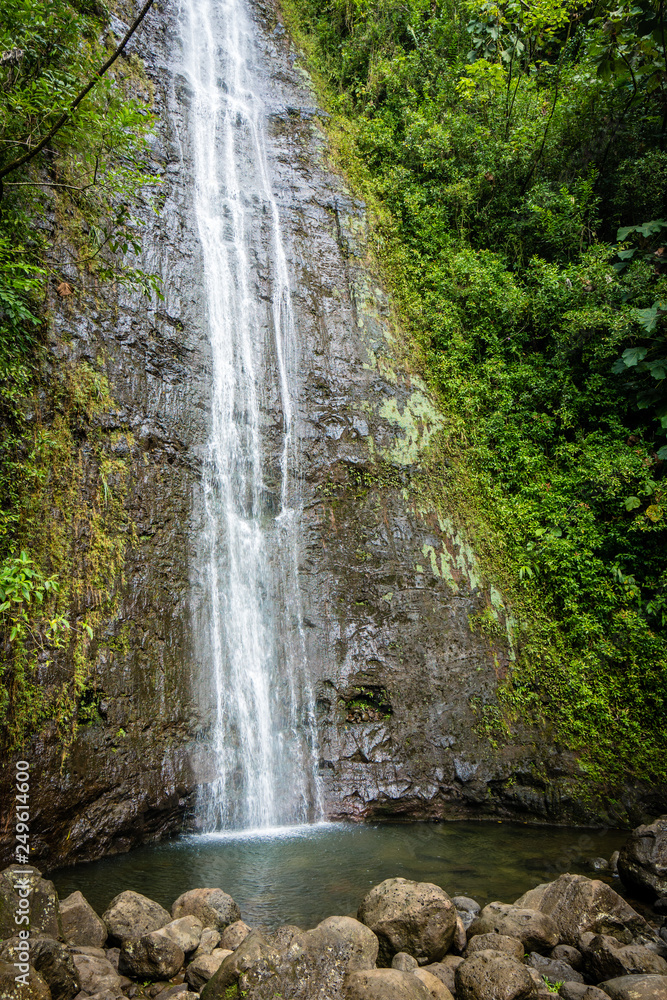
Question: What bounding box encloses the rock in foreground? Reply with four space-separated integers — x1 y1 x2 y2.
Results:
515 873 653 946
102 890 170 943
172 889 240 931
618 816 667 902
358 878 457 966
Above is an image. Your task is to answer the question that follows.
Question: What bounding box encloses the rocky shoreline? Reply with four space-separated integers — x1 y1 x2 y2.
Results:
1 816 666 1000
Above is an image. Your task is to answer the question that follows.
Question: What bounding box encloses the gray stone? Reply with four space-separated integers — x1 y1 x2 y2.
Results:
467 934 525 962
60 893 107 949
30 938 81 1000
598 974 667 999
618 817 667 902
171 889 240 931
453 898 482 931
413 968 454 999
551 945 583 971
118 928 185 980
201 922 379 1000
527 951 583 985
103 949 119 971
71 952 122 996
515 875 653 947
192 927 222 957
422 963 456 994
185 950 232 990
103 891 170 943
0 866 61 939
0 960 51 1000
317 916 380 970
455 951 537 999
344 969 432 999
583 934 667 982
393 953 419 971
558 986 610 1000
159 916 203 954
469 903 559 954
358 878 457 965
453 915 468 954
154 989 199 1000
218 919 251 951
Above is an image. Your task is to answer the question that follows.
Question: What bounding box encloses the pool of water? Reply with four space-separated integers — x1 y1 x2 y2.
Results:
50 821 627 930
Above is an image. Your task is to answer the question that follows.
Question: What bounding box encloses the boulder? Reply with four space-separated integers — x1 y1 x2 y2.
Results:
60 892 107 949
526 951 583 985
155 989 199 1000
357 878 457 965
102 891 170 943
455 951 537 1000
413 968 454 999
618 817 667 902
421 963 456 995
29 938 80 1000
193 927 222 957
201 922 379 1000
219 919 251 951
185 950 233 990
468 903 558 954
103 948 119 970
551 944 583 970
78 991 125 1000
525 967 555 999
598 974 667 999
0 866 61 939
452 897 481 931
452 916 467 955
171 889 240 931
158 916 203 954
466 934 524 962
558 986 610 1000
199 928 277 997
0 960 51 1000
118 928 185 980
71 952 122 995
344 969 432 999
583 934 667 982
317 916 380 970
392 953 419 971
515 874 652 946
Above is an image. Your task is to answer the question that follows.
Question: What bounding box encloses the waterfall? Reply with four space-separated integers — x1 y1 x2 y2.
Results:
182 0 322 830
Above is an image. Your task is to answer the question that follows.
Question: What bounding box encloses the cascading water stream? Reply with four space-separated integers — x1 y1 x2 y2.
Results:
182 0 323 830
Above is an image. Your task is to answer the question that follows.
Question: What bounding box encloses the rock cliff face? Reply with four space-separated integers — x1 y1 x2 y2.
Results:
1 0 663 870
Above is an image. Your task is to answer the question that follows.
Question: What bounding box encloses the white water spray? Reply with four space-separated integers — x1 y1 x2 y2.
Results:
182 0 322 829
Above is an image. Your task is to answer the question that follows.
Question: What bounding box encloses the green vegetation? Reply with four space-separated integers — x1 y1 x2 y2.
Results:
284 0 667 783
0 0 156 751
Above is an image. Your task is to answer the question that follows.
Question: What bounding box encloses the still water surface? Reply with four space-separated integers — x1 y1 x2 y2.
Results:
50 821 626 929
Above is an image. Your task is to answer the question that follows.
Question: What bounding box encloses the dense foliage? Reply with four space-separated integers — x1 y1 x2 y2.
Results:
0 0 155 748
285 0 667 784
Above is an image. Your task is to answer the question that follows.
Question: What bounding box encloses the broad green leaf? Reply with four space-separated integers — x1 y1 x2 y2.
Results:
621 346 648 367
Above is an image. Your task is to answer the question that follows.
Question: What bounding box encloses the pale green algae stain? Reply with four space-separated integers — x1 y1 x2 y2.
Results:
421 524 515 659
378 388 445 466
491 584 517 662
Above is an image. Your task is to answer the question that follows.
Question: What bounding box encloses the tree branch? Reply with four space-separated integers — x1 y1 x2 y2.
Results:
0 0 155 190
